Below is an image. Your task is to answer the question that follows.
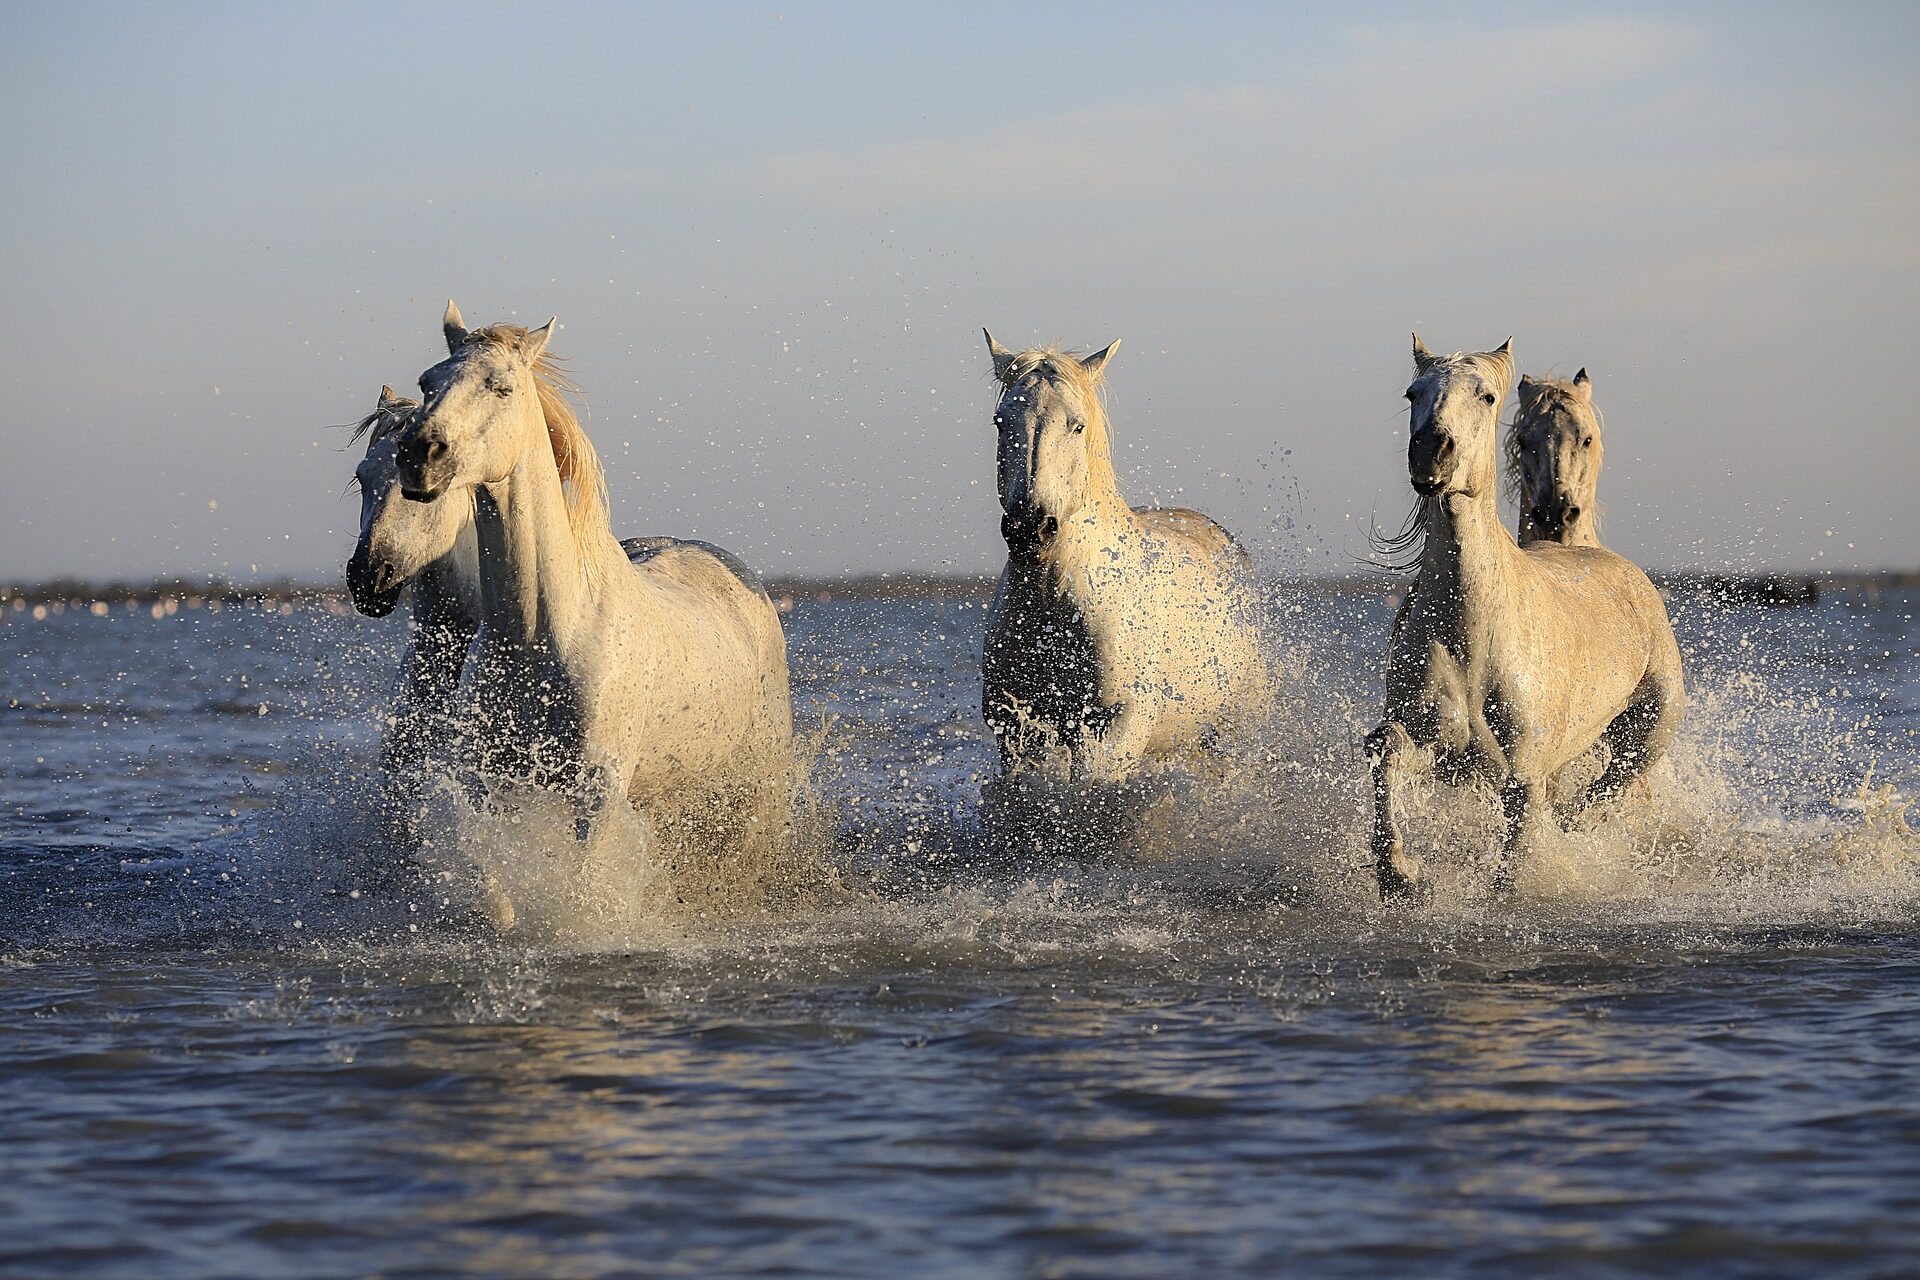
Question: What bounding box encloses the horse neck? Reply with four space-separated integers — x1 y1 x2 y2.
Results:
1419 470 1518 602
422 519 483 624
471 422 617 653
1073 417 1132 526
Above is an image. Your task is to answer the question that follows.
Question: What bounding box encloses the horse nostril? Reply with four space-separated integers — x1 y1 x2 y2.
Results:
425 439 448 463
1564 505 1581 522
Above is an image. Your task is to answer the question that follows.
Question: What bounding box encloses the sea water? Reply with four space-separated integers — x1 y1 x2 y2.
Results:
1 587 1916 1277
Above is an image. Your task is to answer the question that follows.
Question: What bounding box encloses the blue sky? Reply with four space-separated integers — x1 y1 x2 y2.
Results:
1 1 1915 579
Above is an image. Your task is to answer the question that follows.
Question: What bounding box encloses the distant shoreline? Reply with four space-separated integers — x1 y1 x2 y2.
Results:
3 569 1916 615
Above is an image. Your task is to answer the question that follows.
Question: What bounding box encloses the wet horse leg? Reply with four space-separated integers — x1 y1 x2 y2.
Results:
1579 673 1681 813
1367 721 1429 901
1496 774 1544 895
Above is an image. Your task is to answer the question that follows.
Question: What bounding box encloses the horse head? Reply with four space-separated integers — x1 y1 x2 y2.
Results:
1404 334 1514 502
346 385 470 617
983 330 1120 557
394 300 557 503
1511 368 1602 544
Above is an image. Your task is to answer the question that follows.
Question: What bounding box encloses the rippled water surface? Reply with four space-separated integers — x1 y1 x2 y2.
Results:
3 589 1917 1278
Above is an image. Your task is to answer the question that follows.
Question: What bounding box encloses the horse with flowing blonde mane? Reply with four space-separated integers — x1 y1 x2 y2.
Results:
1367 336 1683 901
343 385 676 844
1507 368 1603 546
376 302 793 925
979 332 1264 841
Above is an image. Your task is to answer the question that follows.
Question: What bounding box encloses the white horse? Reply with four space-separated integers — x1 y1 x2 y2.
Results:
1508 368 1603 546
979 332 1264 813
1367 337 1683 901
345 386 481 812
344 387 707 797
383 302 793 880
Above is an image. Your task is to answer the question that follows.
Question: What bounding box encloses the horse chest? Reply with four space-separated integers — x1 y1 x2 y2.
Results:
983 576 1105 742
463 639 591 782
1393 635 1512 771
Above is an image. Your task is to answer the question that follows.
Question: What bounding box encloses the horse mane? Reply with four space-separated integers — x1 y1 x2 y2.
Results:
462 324 611 581
1365 497 1435 575
348 392 420 445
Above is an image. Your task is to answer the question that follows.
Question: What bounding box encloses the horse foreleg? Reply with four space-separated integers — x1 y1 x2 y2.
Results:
573 761 621 844
1077 702 1147 787
1496 774 1544 896
1579 673 1681 814
1367 722 1427 902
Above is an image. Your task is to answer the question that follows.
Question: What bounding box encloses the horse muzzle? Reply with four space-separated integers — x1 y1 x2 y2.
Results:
1529 499 1580 541
1407 431 1455 496
346 547 403 617
1001 510 1059 555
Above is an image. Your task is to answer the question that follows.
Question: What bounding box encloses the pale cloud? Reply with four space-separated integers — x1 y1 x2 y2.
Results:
746 17 1705 210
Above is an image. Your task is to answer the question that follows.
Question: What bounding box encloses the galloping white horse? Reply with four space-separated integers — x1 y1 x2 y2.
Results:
344 387 707 798
383 302 793 873
1368 337 1683 900
345 387 480 801
1508 368 1603 546
980 332 1264 803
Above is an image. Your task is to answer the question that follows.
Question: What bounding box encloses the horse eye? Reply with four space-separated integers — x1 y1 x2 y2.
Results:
1582 436 1594 447
1403 388 1418 402
1481 392 1497 405
1071 421 1086 435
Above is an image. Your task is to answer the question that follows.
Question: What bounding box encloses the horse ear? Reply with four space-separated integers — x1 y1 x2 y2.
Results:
378 384 404 410
1079 339 1120 381
1572 367 1592 397
984 328 1015 382
1412 333 1437 372
1488 337 1515 377
443 299 468 353
521 317 556 362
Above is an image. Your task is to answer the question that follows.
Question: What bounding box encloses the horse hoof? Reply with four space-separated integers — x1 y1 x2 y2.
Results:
481 879 517 932
1376 861 1431 906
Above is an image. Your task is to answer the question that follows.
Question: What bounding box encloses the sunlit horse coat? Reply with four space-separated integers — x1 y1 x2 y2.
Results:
380 305 793 917
1368 338 1683 901
980 334 1264 792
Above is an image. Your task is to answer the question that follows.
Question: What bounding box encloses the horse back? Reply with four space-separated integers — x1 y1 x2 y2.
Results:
622 535 770 600
1136 507 1252 571
1519 543 1672 642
